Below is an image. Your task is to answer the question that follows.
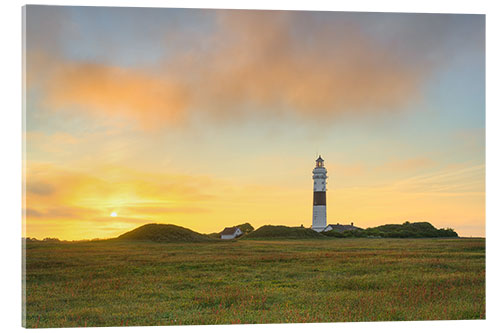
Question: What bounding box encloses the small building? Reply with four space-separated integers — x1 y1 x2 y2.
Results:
220 227 243 240
322 222 361 233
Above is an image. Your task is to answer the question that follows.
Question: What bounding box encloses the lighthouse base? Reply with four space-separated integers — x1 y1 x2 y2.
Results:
312 205 326 232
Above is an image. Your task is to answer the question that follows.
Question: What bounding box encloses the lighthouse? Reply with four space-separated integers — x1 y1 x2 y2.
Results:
312 155 327 232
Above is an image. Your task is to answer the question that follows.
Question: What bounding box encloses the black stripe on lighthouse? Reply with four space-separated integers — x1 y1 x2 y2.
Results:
313 191 326 206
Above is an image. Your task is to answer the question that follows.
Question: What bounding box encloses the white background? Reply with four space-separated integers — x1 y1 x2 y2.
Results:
1 0 498 332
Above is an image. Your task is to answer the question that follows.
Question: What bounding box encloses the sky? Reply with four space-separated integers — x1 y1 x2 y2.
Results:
23 6 485 240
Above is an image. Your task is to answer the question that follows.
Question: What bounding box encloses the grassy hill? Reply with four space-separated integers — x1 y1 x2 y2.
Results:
244 225 325 239
117 223 213 242
116 221 457 243
235 222 254 233
323 221 458 238
207 222 256 239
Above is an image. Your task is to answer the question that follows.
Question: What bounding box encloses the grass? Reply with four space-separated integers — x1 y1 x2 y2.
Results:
23 238 485 327
245 225 325 239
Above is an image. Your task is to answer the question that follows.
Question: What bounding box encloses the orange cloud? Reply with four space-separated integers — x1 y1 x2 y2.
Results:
44 63 190 129
194 11 428 119
27 11 441 130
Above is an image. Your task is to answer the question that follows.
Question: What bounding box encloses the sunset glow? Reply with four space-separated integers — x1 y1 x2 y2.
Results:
23 7 485 240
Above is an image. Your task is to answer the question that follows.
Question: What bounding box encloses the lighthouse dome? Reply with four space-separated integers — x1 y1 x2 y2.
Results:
315 155 325 168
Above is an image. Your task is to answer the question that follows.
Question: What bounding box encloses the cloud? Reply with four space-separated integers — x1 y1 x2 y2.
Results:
26 181 55 196
124 206 210 214
24 208 42 217
91 216 154 223
390 164 485 194
377 157 436 173
24 206 103 220
26 9 484 130
192 11 427 119
42 63 190 129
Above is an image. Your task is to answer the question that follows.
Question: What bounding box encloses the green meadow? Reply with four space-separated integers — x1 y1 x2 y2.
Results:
23 238 485 327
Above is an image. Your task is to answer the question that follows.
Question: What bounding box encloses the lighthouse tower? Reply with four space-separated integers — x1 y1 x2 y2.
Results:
312 155 328 232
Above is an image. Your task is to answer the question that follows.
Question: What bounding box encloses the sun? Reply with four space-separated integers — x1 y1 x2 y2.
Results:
110 212 117 217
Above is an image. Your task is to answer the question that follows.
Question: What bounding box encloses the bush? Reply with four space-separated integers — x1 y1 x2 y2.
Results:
365 222 458 238
324 222 459 239
245 225 325 239
236 223 254 234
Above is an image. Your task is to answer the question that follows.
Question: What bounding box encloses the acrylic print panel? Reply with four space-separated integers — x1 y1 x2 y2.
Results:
22 5 485 328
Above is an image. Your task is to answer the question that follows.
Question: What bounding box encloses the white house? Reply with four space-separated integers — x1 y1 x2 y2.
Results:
322 222 361 233
220 227 243 240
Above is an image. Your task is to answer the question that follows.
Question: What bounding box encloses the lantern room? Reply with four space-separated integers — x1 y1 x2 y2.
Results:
315 155 324 168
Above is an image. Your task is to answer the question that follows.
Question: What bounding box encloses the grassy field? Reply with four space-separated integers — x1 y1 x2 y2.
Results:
23 238 485 327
